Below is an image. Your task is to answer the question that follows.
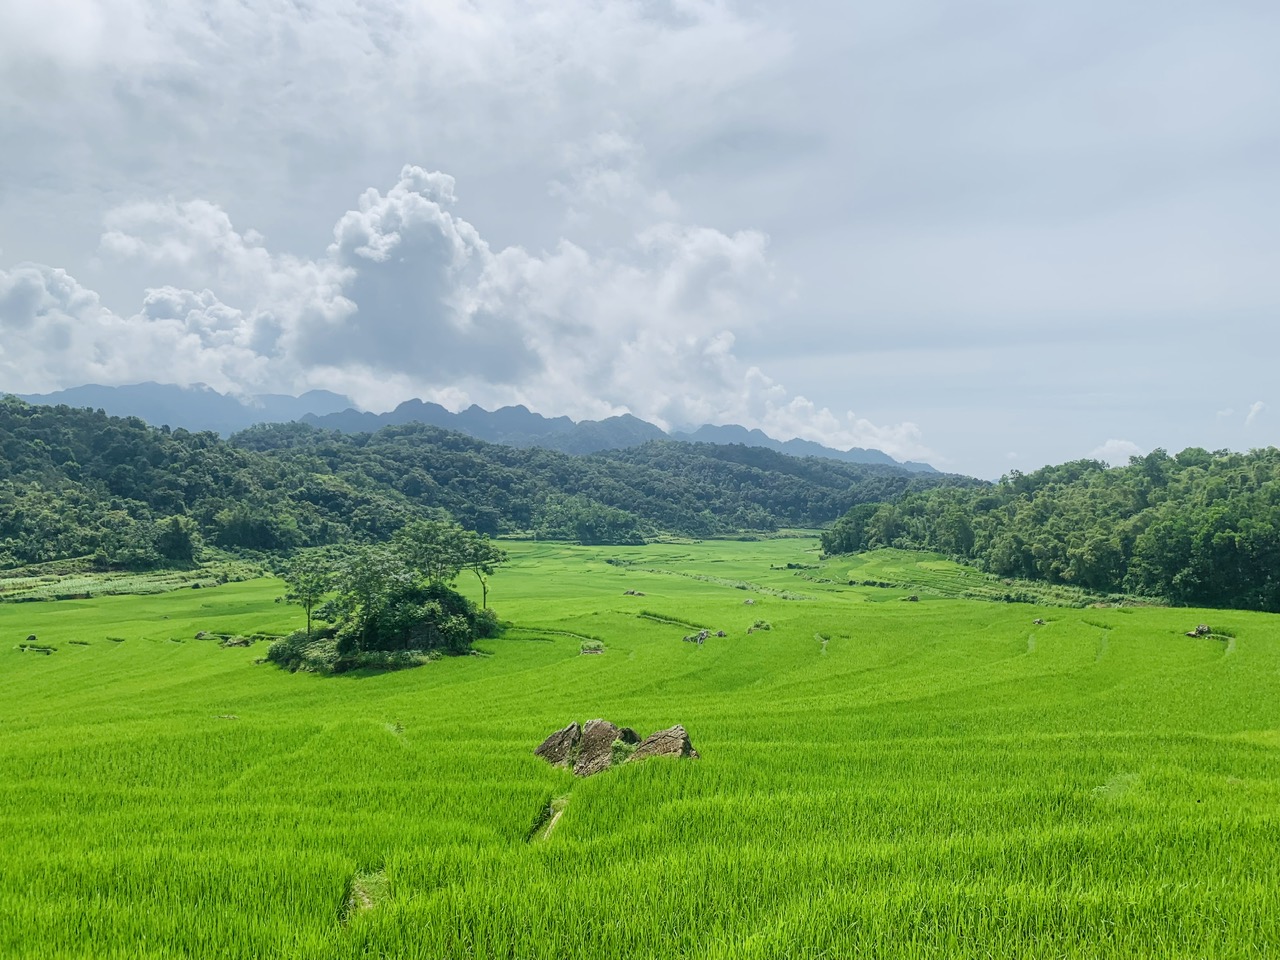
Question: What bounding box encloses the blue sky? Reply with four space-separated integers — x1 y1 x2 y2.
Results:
1 0 1277 476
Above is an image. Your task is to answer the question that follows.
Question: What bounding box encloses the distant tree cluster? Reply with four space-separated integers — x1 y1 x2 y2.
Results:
272 519 507 671
822 448 1280 611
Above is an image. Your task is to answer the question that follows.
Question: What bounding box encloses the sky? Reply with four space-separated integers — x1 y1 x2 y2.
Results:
1 0 1277 478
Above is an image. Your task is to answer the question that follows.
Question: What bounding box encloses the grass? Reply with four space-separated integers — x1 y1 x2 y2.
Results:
0 557 269 602
1 539 1278 958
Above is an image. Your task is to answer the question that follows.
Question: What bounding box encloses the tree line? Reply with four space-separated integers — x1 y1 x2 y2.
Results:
0 396 968 569
821 447 1280 611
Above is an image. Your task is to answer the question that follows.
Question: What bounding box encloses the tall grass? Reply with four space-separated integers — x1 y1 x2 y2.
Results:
1 539 1277 957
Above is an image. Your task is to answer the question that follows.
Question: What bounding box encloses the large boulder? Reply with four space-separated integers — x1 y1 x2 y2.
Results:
573 719 631 777
629 724 700 763
534 722 581 766
534 721 694 776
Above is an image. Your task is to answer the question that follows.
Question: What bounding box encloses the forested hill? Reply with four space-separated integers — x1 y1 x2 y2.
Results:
0 396 969 570
822 447 1280 611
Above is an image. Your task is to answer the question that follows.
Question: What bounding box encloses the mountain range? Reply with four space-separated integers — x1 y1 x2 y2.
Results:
16 382 937 473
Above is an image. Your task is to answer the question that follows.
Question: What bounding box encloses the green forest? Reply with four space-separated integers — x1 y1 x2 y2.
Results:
0 396 963 569
822 447 1280 611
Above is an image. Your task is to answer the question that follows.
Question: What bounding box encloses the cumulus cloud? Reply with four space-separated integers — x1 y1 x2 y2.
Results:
1088 439 1144 465
1245 401 1266 427
0 264 271 394
1 166 929 460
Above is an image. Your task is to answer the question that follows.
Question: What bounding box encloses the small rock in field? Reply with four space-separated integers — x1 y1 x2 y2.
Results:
629 725 700 763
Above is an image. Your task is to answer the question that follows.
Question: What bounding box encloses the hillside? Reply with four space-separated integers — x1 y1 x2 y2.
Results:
0 396 966 570
19 382 936 470
823 447 1280 611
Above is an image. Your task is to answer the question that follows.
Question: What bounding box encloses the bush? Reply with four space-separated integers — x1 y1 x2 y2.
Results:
267 629 342 673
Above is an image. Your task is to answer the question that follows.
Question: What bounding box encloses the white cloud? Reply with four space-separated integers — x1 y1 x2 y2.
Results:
1 165 929 460
1245 400 1266 426
1088 439 1144 465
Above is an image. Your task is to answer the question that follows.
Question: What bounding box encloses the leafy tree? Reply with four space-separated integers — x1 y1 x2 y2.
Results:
462 534 508 609
154 515 201 565
396 518 468 585
283 553 333 639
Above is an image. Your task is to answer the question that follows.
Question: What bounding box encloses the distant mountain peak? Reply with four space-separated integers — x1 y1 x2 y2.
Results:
16 383 936 472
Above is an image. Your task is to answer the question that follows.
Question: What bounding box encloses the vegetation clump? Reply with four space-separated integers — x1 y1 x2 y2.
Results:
267 519 505 674
822 447 1280 611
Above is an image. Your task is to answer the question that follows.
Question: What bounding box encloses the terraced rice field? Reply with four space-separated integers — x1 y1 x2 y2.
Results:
2 539 1278 958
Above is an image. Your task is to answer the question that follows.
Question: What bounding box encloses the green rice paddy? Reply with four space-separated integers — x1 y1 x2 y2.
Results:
2 539 1278 958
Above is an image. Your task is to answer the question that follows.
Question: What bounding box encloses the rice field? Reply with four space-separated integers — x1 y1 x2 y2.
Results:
2 538 1278 958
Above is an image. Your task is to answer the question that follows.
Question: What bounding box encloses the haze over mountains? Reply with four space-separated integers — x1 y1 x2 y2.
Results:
18 383 938 473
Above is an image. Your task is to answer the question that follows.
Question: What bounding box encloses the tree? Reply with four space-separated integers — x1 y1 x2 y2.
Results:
462 534 508 609
154 515 200 566
321 543 495 657
328 545 411 651
283 552 334 640
396 518 468 585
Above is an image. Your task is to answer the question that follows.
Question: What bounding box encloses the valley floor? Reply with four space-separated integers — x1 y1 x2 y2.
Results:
2 539 1278 958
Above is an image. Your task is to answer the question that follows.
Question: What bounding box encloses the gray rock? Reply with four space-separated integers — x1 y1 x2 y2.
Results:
573 719 623 777
617 727 641 745
629 724 700 763
534 722 581 766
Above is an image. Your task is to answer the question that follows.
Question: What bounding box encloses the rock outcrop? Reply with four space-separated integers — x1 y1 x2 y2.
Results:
573 719 633 777
534 720 697 776
631 724 700 762
534 723 581 766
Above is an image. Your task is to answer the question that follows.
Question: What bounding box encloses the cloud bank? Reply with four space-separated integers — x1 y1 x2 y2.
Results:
0 165 929 459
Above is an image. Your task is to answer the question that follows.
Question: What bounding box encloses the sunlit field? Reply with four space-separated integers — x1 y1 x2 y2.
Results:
3 539 1278 959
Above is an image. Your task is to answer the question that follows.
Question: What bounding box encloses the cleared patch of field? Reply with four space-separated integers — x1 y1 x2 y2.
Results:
1 538 1277 958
